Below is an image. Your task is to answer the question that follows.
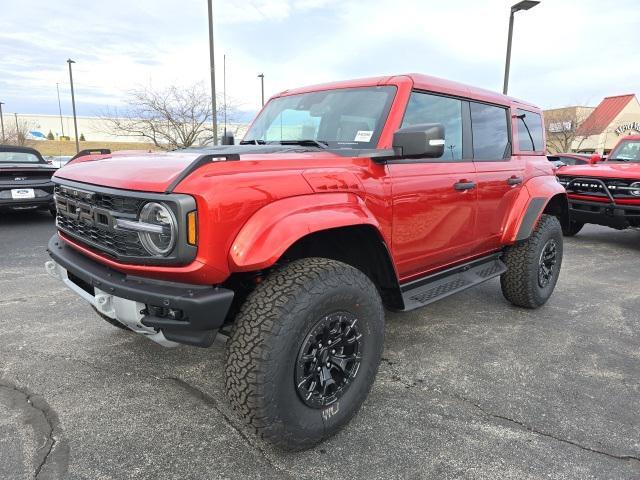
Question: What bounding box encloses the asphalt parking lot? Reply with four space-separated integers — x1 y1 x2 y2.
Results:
1 210 638 480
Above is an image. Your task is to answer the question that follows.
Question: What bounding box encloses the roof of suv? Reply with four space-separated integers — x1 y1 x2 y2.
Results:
276 73 539 110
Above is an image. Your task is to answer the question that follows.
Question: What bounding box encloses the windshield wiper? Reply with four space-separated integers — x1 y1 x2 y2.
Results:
239 139 266 145
277 139 329 149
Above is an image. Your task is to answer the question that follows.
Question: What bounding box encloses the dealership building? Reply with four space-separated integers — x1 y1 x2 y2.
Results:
545 94 640 154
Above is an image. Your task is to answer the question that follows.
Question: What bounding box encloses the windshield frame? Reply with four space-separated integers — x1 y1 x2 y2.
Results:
608 139 640 163
243 85 398 150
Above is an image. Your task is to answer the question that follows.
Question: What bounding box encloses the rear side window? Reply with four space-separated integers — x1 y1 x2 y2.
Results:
402 92 463 161
470 102 510 160
517 109 544 152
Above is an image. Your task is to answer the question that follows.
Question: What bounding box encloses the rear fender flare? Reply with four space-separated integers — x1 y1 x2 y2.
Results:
228 193 381 271
502 176 567 243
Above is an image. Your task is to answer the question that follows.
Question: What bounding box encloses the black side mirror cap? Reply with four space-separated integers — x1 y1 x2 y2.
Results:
392 123 445 158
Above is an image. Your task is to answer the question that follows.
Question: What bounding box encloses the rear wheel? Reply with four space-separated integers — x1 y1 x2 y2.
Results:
225 258 385 450
501 214 563 308
562 220 583 237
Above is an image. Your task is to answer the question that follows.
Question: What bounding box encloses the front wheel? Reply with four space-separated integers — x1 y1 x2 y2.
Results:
225 258 385 450
501 214 563 308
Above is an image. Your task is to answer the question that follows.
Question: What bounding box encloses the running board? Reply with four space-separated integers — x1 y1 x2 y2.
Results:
400 254 506 311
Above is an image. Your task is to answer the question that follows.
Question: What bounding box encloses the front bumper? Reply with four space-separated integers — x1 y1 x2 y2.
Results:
46 234 234 347
569 197 640 229
0 185 54 210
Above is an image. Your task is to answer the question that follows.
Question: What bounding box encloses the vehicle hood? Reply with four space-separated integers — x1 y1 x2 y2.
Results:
557 162 640 180
53 146 349 192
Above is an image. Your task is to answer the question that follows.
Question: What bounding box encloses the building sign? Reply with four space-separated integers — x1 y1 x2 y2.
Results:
615 122 640 135
548 121 572 133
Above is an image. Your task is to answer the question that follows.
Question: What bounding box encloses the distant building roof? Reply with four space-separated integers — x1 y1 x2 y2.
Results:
577 94 636 135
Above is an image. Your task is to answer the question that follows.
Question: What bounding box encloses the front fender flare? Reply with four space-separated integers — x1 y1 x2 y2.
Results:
502 176 567 243
228 193 381 271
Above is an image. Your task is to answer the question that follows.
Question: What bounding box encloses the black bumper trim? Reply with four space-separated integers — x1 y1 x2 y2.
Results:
568 198 640 228
47 234 234 346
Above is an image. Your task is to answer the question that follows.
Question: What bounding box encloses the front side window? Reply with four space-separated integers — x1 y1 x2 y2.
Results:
517 109 544 152
244 86 396 149
470 102 509 160
0 151 42 163
402 92 463 161
609 140 640 162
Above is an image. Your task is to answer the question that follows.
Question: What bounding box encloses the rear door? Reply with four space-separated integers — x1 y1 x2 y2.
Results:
387 91 478 280
470 102 525 252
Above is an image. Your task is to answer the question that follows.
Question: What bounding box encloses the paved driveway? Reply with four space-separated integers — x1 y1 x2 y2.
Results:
1 210 638 479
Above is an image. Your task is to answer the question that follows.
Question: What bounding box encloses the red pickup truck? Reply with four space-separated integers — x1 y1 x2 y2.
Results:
557 135 640 235
45 74 567 449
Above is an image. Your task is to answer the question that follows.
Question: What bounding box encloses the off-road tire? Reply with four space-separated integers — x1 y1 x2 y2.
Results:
501 214 563 309
224 257 385 450
92 306 130 331
562 220 583 237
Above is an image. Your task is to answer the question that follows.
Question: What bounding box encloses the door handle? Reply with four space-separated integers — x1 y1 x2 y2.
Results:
507 176 523 186
454 181 476 191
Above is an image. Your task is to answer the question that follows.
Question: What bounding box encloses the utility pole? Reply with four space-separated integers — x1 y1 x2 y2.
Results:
67 59 80 153
258 73 265 107
14 113 20 144
56 83 65 137
503 1 540 95
223 53 227 136
0 102 5 142
207 0 218 145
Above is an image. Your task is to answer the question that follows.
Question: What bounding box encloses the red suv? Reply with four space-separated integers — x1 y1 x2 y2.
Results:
557 135 640 235
45 74 567 449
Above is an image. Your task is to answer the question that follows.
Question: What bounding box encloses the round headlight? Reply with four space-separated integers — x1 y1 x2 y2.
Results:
630 182 640 197
138 202 177 256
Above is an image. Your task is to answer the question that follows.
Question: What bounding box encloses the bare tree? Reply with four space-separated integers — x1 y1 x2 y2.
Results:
101 83 239 150
3 118 33 146
545 106 596 153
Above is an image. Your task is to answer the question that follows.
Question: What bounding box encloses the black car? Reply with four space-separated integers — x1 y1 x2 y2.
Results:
0 145 57 215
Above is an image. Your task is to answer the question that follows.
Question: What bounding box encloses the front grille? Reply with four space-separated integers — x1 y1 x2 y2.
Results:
54 184 150 258
56 215 148 257
558 176 640 199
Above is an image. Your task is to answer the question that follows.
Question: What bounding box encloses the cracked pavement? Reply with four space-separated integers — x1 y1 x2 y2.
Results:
0 210 638 479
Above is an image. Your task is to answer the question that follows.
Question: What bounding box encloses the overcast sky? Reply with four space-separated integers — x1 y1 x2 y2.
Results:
1 0 639 120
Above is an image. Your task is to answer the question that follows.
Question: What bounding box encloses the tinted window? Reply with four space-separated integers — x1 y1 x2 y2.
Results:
470 102 509 160
517 109 544 151
559 156 587 166
609 140 640 162
402 92 463 161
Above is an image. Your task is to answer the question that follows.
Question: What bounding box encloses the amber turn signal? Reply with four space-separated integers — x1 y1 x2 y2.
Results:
187 211 197 245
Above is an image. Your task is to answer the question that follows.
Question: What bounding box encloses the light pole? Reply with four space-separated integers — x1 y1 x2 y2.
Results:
207 0 218 146
67 59 80 153
503 0 540 95
56 83 65 138
0 102 5 142
223 53 227 136
258 73 265 107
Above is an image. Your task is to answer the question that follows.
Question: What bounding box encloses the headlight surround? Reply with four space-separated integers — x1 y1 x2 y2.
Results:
630 182 640 197
138 202 177 256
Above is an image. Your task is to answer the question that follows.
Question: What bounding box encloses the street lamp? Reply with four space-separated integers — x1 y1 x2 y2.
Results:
502 0 540 95
0 102 5 143
67 59 80 153
207 0 218 146
258 73 265 107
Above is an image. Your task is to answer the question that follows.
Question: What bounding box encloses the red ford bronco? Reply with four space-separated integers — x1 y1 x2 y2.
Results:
45 74 567 449
557 135 640 235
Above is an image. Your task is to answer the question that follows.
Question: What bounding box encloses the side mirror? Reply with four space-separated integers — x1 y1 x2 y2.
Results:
222 132 235 145
588 153 602 164
392 123 445 158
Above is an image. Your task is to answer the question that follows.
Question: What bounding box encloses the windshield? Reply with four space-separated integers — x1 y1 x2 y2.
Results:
243 86 396 149
609 140 640 162
0 151 43 163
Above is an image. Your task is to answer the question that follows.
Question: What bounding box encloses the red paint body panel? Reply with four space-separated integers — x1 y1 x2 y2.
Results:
53 73 562 288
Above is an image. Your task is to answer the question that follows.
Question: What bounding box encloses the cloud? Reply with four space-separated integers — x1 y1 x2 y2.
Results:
0 0 638 118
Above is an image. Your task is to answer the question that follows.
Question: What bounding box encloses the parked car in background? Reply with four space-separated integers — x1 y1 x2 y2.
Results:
548 153 591 169
45 73 567 450
0 145 57 215
46 156 73 168
557 135 640 235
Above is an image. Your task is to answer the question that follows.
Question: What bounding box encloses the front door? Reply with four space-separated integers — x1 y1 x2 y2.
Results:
388 91 478 281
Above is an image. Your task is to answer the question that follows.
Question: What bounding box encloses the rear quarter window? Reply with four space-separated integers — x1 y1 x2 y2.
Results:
516 109 544 152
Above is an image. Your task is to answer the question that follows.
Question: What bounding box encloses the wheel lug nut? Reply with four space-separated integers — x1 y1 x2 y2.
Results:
318 343 322 348
331 349 335 354
328 340 332 345
317 367 321 371
326 362 330 367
